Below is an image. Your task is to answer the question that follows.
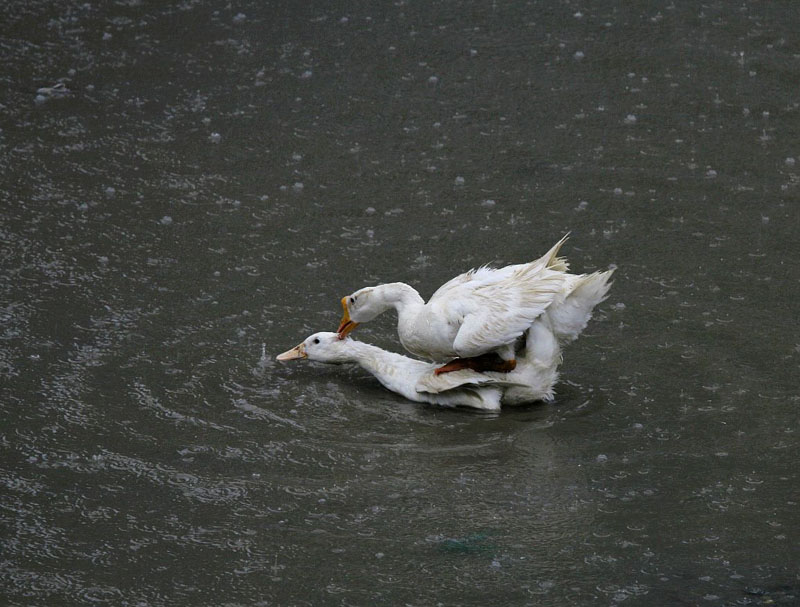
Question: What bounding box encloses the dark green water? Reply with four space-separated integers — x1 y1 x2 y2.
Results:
2 1 798 605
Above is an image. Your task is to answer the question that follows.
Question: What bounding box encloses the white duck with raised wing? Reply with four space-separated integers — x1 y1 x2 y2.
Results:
337 236 613 374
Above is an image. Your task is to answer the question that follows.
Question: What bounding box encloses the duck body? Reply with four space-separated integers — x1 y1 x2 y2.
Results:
278 332 505 409
416 319 563 406
277 321 563 411
339 236 572 365
338 236 614 371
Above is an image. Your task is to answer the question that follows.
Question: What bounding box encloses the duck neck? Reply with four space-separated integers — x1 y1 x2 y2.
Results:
344 340 386 369
345 339 426 400
377 282 425 325
346 339 403 375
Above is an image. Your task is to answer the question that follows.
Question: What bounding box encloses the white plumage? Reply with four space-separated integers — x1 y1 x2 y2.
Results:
276 320 562 411
277 235 613 409
337 236 613 370
277 263 612 410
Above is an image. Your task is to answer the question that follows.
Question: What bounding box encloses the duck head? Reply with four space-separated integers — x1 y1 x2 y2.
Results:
336 287 377 338
277 332 353 364
337 285 401 339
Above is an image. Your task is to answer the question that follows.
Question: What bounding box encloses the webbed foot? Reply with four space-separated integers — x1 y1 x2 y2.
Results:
434 354 517 375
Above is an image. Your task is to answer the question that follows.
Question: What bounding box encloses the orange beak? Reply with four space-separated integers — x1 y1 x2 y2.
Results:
336 296 359 339
276 342 307 361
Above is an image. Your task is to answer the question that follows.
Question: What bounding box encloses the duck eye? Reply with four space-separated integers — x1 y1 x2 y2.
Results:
349 296 355 304
313 338 320 344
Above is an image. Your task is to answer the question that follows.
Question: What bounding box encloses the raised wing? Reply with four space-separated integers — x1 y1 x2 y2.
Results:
449 267 566 358
428 234 569 303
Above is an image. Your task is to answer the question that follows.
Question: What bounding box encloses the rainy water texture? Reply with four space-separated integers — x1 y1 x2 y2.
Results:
1 1 798 605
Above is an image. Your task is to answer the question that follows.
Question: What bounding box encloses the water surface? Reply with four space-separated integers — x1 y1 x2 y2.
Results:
2 1 798 605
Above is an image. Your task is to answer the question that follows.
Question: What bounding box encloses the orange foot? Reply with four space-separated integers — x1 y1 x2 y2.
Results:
434 354 517 375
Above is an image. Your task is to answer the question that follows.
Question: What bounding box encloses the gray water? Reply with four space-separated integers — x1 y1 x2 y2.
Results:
2 1 798 605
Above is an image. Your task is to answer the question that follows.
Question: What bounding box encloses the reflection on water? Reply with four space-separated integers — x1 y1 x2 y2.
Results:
2 0 799 604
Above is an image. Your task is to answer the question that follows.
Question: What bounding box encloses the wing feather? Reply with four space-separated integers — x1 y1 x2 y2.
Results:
417 235 572 359
415 369 496 393
451 269 566 357
429 234 569 303
546 269 614 342
415 369 530 394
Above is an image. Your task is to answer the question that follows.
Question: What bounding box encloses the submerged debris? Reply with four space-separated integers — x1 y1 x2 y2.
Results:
437 533 497 555
35 82 71 104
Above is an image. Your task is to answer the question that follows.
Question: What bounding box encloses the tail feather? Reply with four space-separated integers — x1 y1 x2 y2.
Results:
546 269 614 343
537 234 570 272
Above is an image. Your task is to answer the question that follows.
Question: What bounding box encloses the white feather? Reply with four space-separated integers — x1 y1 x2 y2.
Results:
278 327 562 411
545 269 614 343
343 235 586 363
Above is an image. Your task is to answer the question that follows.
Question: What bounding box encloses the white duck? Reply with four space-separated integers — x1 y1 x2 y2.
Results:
276 320 562 411
336 235 613 374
